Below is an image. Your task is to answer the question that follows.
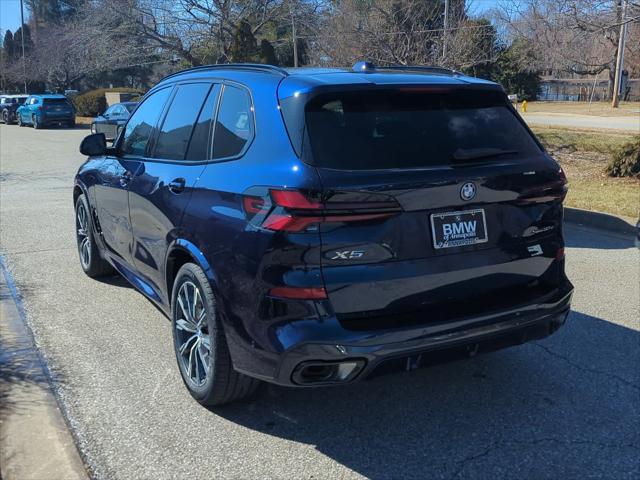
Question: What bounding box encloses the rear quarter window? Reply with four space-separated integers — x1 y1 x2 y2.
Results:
304 89 541 170
212 85 254 160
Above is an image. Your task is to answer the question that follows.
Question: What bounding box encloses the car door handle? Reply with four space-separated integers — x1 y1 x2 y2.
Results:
168 178 186 194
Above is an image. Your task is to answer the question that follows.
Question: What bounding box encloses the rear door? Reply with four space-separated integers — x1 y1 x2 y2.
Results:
303 88 567 324
127 82 220 301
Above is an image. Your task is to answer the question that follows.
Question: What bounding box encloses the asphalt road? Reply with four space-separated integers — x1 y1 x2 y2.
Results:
1 125 639 480
522 112 640 132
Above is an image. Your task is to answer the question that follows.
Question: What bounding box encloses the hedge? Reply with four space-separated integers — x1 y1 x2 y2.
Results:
72 87 144 117
606 136 640 179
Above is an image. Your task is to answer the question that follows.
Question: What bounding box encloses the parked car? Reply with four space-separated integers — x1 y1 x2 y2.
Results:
17 94 75 129
90 102 137 140
74 62 573 407
0 94 28 124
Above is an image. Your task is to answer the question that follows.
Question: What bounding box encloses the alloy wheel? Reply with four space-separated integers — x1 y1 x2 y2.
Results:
76 202 91 269
175 281 211 387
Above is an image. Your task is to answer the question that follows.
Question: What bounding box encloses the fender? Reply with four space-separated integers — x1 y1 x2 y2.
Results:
164 238 218 296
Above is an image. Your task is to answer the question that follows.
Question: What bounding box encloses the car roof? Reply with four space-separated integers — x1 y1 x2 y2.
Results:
1 94 28 98
156 63 501 99
32 94 68 99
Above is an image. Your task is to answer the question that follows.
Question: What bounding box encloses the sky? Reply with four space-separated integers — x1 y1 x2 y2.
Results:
1 0 26 34
0 0 505 36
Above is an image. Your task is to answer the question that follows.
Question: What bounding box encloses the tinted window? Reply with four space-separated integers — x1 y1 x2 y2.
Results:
305 90 541 169
212 85 253 159
121 87 171 157
124 103 136 113
104 105 117 115
185 84 220 161
154 83 211 160
30 98 38 105
44 98 71 106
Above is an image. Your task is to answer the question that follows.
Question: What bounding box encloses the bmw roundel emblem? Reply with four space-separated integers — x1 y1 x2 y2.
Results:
460 182 476 201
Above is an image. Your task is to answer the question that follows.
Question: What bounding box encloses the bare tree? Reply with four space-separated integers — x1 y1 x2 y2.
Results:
494 0 640 97
309 0 499 70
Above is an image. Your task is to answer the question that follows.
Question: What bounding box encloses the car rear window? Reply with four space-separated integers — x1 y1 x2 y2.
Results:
44 98 71 106
304 89 541 170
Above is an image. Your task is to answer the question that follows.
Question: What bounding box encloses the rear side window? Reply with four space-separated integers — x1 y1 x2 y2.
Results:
121 87 171 157
44 98 71 106
154 83 212 160
304 89 541 170
212 85 253 159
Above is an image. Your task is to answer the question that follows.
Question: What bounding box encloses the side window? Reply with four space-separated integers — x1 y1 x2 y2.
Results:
185 84 220 161
154 83 212 160
120 87 171 157
212 85 254 159
104 105 116 116
30 97 38 105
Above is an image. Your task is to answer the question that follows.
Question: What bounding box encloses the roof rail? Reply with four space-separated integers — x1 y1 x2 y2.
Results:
352 61 462 76
159 63 289 82
375 65 463 76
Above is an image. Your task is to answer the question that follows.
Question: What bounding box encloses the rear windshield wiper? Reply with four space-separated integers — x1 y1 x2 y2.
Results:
452 148 519 162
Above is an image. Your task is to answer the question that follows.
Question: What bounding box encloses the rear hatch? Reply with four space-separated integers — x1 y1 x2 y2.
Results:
43 98 74 118
300 86 568 329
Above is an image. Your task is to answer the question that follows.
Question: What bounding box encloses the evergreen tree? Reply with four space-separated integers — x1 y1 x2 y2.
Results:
259 39 278 65
13 25 34 58
230 21 258 63
3 30 15 58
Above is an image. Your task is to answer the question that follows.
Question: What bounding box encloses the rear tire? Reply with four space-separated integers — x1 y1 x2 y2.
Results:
75 194 113 278
1 110 9 124
172 263 260 407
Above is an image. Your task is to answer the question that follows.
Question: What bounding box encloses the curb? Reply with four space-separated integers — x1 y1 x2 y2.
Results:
0 256 90 480
564 207 637 235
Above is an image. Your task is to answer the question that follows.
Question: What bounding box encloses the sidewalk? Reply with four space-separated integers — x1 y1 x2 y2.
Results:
522 112 640 132
0 262 88 480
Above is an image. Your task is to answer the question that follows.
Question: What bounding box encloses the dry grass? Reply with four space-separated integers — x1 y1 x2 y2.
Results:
554 150 638 218
525 101 640 117
537 131 640 219
531 126 632 155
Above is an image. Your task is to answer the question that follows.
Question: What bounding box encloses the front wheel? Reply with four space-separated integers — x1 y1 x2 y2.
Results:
2 110 9 124
17 114 24 127
75 194 113 277
172 263 260 407
32 115 40 129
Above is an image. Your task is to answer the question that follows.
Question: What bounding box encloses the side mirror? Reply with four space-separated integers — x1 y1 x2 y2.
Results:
80 133 107 156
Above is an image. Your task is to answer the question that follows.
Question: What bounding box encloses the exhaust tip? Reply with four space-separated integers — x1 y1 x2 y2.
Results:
292 360 366 385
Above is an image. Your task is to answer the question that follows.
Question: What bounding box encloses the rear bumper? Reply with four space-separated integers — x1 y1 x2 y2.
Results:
41 116 74 125
238 280 573 386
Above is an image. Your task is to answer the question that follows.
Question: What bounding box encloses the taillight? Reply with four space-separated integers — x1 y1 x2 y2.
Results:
556 247 565 260
242 188 402 233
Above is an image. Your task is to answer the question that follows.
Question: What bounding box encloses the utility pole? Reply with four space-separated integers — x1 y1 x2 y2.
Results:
19 0 27 94
612 0 628 108
442 0 450 61
290 1 298 67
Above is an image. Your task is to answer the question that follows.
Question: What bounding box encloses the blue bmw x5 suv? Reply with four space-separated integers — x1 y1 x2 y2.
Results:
74 62 573 406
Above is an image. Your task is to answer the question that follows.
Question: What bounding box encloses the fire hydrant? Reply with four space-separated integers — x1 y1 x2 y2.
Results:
521 100 528 113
